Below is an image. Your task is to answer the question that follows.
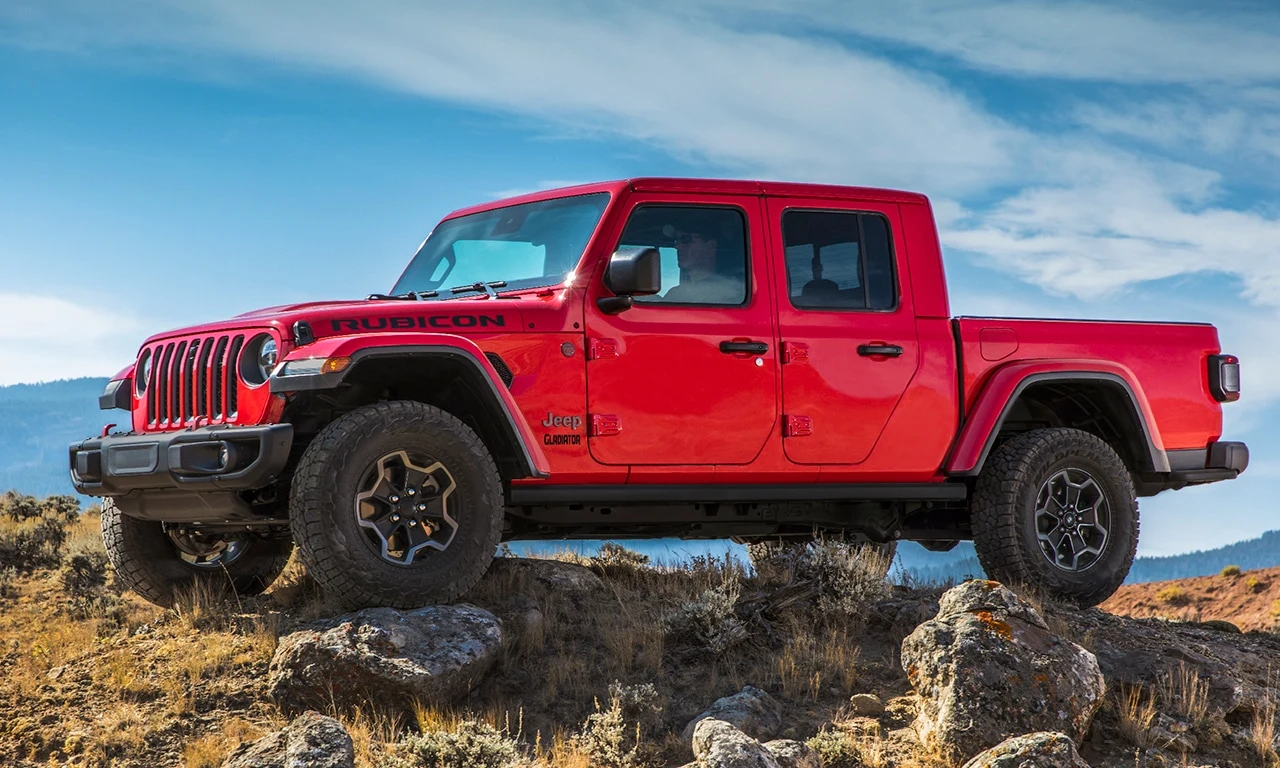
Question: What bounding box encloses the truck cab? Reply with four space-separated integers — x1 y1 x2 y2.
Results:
72 178 1247 609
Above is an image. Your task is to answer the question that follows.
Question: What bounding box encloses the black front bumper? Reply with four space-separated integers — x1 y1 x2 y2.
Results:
69 423 294 496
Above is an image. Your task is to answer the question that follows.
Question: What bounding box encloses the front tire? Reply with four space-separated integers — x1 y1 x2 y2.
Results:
289 401 504 609
970 428 1138 607
101 498 293 608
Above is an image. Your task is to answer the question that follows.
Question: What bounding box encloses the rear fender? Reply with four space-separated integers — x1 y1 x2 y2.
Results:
945 360 1169 476
271 332 550 479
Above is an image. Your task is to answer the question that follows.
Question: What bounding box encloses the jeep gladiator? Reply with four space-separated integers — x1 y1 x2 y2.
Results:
70 178 1248 608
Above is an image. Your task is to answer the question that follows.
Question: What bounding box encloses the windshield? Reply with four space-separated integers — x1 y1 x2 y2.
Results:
392 192 610 296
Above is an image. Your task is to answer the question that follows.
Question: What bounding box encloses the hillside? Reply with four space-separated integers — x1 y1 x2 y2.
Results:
0 377 108 497
1103 564 1280 632
4 493 1280 768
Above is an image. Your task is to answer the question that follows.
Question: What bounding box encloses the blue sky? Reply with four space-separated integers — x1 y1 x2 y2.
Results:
2 1 1279 555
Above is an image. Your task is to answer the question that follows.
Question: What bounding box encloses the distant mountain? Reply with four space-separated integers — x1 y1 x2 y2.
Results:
892 531 1280 586
0 377 108 497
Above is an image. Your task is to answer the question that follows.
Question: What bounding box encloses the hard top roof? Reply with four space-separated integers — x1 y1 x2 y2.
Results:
443 178 929 220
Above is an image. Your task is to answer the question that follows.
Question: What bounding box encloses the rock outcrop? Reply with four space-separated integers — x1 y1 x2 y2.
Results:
221 712 354 768
268 604 502 714
762 739 822 768
901 581 1105 763
960 731 1090 768
689 719 781 768
682 685 783 744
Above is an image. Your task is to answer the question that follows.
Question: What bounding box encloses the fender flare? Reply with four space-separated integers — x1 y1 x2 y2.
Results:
945 360 1169 476
270 333 550 479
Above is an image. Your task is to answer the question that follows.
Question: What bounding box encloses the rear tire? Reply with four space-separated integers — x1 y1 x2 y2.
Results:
101 498 293 608
289 400 504 610
970 428 1138 607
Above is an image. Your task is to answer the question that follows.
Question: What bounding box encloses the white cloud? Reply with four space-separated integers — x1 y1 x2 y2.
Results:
0 293 142 384
0 0 1026 197
734 0 1280 85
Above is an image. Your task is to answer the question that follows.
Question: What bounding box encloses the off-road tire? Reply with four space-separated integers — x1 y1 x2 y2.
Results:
971 427 1138 607
289 400 503 609
101 498 293 608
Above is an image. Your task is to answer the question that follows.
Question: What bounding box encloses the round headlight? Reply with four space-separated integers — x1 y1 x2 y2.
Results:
239 334 278 387
259 339 278 379
136 350 152 396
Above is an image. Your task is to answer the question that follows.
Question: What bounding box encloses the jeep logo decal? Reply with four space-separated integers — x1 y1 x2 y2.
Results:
330 315 507 332
541 412 583 430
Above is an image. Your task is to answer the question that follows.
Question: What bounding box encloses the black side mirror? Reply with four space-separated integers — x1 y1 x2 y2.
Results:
599 247 661 315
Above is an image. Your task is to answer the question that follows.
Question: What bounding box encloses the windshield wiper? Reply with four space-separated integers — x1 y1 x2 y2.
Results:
366 291 439 301
448 281 509 298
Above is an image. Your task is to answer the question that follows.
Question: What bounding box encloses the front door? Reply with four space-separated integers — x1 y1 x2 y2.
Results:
767 198 920 465
584 195 778 466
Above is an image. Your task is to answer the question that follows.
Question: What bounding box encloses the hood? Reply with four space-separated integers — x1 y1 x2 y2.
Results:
138 292 576 347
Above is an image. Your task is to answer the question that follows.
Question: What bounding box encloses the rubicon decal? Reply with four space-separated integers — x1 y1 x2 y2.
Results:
330 315 507 332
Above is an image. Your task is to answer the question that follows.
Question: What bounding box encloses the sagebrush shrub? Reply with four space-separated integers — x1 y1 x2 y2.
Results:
593 542 650 570
661 576 748 654
570 691 646 768
1221 564 1242 578
387 719 520 768
0 493 80 572
794 538 892 620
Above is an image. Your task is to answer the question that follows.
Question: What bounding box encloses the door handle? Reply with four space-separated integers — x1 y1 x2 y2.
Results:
720 340 769 355
858 344 903 357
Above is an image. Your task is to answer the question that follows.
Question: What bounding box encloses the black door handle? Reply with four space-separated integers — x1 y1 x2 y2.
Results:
858 344 903 357
720 340 769 355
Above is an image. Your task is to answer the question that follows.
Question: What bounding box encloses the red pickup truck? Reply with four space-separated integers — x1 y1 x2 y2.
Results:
70 178 1247 609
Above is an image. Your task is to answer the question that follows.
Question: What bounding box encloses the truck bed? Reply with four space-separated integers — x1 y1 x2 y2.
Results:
954 317 1223 451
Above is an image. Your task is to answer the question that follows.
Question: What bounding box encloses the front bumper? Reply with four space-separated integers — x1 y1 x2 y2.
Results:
69 423 293 496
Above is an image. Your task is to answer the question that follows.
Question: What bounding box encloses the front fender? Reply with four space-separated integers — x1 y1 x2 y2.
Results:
271 332 551 479
945 359 1169 476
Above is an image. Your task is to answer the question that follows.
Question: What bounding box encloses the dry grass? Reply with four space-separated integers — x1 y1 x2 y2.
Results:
1253 693 1279 766
1158 663 1211 729
1116 685 1158 747
181 717 270 768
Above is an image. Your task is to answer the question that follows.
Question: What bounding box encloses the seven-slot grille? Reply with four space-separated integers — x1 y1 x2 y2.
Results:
145 335 246 426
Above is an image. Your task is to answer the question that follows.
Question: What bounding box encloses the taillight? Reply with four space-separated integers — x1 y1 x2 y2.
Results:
1209 354 1240 402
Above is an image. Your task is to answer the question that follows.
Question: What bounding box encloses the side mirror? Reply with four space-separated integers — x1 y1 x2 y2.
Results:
599 247 661 315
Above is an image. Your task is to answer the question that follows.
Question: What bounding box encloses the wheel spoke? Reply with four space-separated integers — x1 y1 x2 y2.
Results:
1032 467 1112 574
355 451 461 566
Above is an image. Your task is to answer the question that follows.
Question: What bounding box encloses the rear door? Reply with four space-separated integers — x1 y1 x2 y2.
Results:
584 194 779 466
766 197 919 465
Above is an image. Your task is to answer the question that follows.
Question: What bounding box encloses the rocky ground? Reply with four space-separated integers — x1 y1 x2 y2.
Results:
2 500 1280 767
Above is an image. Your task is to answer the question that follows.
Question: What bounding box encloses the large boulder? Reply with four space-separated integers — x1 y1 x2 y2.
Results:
691 719 781 768
268 604 502 714
222 711 354 768
901 581 1105 764
960 732 1090 768
682 685 783 744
